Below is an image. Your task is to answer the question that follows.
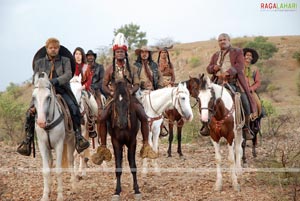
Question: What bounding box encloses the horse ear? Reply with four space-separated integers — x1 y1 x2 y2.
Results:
206 75 211 85
199 73 204 80
33 73 39 85
78 74 82 82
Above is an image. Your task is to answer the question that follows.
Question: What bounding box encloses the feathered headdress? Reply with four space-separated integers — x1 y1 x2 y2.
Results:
112 33 128 51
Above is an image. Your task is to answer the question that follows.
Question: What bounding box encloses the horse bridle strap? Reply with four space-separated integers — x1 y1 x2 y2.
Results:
44 112 64 131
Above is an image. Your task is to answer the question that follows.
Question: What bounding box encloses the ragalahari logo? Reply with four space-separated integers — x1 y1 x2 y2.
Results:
260 2 297 11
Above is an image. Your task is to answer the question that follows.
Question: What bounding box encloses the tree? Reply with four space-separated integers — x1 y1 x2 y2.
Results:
114 23 147 50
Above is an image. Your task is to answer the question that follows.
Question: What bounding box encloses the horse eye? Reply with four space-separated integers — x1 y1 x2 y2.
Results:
181 97 185 101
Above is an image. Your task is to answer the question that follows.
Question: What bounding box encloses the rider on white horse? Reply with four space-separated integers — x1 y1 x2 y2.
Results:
73 47 98 138
91 33 158 165
17 38 90 156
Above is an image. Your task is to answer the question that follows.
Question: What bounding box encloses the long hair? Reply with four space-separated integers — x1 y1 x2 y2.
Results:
157 50 172 68
135 52 154 64
73 47 87 64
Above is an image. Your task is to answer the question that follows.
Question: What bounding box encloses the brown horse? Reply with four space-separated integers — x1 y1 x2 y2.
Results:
163 109 185 157
106 80 141 200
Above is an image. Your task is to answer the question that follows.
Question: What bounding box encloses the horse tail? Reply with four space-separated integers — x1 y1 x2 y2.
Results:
62 143 68 168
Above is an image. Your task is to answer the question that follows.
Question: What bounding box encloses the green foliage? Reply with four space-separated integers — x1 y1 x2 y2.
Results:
262 99 277 117
0 90 27 141
189 57 201 68
244 36 278 60
292 51 300 63
114 23 147 50
232 38 249 48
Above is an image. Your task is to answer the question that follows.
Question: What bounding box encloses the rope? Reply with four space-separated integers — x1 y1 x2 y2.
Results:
234 92 245 129
56 94 73 133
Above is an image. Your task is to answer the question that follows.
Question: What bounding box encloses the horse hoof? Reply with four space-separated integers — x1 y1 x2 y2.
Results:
234 184 241 192
111 194 120 201
134 193 142 201
213 185 222 192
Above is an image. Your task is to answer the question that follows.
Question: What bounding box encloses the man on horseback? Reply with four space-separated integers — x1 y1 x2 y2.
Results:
17 38 90 156
92 33 158 165
157 46 175 87
206 33 257 140
73 47 98 138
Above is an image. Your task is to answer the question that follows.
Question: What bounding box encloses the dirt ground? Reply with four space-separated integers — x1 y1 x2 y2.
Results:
0 131 299 201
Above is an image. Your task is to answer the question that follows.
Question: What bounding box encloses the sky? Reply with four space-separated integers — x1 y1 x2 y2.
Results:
0 0 299 91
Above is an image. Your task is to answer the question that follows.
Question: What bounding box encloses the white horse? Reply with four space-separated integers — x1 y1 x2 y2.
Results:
70 75 99 177
136 82 193 172
197 74 242 192
33 72 75 201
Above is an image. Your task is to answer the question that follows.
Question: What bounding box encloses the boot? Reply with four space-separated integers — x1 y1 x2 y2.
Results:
74 128 90 154
17 110 35 156
91 145 112 165
140 143 158 159
243 115 253 140
199 122 210 136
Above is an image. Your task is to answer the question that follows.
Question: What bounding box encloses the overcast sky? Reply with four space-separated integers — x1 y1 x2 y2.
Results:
0 0 299 91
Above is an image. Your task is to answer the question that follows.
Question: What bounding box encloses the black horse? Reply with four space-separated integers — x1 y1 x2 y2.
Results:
108 81 141 200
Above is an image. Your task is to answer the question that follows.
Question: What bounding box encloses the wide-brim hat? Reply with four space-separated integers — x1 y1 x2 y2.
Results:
135 46 153 55
243 48 259 64
32 45 75 76
86 50 97 59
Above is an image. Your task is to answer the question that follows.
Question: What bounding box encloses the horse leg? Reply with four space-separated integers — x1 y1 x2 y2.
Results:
234 128 243 173
112 141 123 197
67 139 76 190
55 140 64 201
177 125 183 157
242 138 247 164
38 143 51 201
127 141 141 196
152 122 161 174
211 139 222 192
167 123 174 157
227 142 240 192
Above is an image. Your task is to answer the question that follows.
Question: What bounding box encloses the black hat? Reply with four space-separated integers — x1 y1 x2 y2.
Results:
86 50 97 59
32 45 75 76
243 48 259 64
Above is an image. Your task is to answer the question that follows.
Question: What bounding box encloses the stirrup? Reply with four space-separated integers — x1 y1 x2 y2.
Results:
17 140 32 156
89 131 97 138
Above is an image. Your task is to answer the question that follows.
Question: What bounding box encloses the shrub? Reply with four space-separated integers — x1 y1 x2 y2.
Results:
189 57 201 68
292 51 300 63
244 36 278 60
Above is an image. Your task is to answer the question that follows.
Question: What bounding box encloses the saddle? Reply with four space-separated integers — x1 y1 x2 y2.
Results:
56 94 73 135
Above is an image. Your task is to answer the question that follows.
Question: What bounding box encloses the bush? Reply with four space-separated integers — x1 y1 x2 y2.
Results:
189 57 201 68
244 36 278 60
292 51 300 63
297 72 300 96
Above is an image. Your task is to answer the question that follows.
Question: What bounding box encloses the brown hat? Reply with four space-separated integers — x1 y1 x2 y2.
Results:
135 46 153 55
243 48 259 64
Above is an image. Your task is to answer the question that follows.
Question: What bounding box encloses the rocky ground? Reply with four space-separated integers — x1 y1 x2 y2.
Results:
0 132 299 201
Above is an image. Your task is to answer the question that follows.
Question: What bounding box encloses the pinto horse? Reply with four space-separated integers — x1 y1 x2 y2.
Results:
105 80 141 200
195 74 242 192
33 72 75 201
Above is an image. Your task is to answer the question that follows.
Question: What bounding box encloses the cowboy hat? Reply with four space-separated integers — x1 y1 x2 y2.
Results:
243 48 259 64
86 50 97 59
135 46 153 55
32 45 75 76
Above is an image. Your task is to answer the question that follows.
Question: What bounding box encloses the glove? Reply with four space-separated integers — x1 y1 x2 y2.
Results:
50 78 59 86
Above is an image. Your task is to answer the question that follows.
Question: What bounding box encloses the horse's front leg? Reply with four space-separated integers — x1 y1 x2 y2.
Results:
211 139 222 192
167 122 174 157
227 142 240 192
127 141 141 197
252 132 258 158
242 138 247 164
112 141 123 198
38 142 51 201
177 125 183 157
55 140 64 201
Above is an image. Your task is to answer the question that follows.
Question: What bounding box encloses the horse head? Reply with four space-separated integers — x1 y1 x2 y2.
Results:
197 74 215 123
70 74 82 104
173 82 193 122
32 72 56 129
112 81 131 129
187 75 200 99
